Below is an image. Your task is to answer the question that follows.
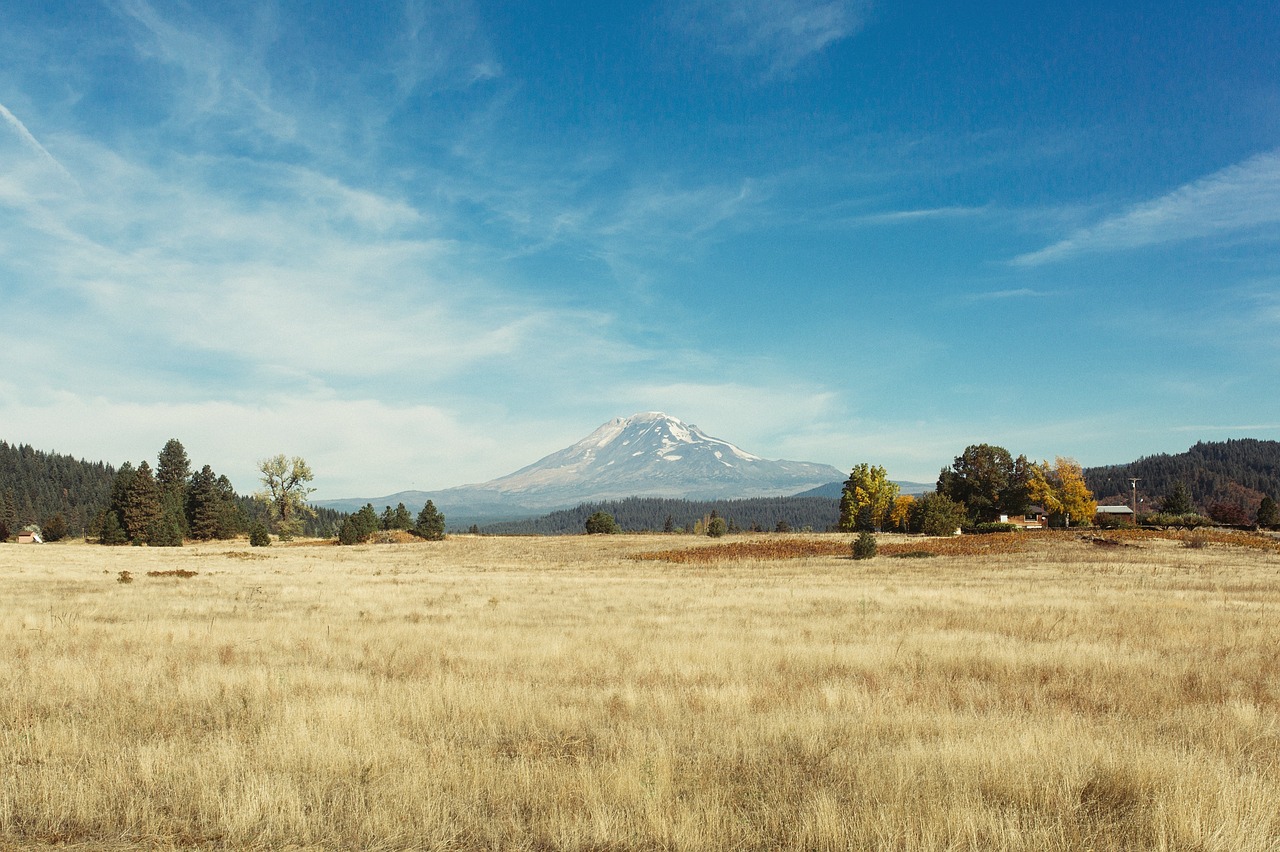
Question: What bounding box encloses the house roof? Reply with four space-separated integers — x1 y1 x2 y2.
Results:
1096 505 1134 514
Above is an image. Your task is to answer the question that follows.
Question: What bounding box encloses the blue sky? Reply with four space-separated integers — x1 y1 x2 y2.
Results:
2 0 1278 498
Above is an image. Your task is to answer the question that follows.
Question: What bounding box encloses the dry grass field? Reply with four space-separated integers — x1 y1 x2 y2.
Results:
2 531 1278 851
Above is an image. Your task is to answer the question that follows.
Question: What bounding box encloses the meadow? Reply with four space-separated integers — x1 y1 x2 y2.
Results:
2 530 1278 851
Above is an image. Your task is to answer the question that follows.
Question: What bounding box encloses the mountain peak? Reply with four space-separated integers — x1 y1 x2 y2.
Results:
314 412 846 521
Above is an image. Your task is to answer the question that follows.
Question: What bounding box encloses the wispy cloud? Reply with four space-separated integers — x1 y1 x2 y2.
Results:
852 205 989 225
675 0 868 76
963 287 1049 302
0 101 76 184
1013 148 1280 266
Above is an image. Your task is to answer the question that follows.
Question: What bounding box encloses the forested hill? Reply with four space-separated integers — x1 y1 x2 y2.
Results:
478 495 841 535
0 441 116 536
1084 439 1280 507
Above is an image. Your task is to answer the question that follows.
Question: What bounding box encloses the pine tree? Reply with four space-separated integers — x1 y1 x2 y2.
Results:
1161 481 1194 514
156 439 191 499
391 503 413 530
42 513 68 542
1257 496 1279 529
100 512 128 545
415 500 446 540
186 465 223 540
122 461 161 544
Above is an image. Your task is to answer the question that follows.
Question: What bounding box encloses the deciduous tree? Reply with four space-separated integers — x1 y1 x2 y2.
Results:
937 444 1029 524
839 463 899 532
255 455 315 540
1027 457 1096 527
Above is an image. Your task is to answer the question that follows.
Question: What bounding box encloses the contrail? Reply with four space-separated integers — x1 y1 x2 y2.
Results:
0 100 76 184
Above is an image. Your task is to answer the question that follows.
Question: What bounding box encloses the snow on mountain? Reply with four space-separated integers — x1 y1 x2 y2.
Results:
315 412 846 520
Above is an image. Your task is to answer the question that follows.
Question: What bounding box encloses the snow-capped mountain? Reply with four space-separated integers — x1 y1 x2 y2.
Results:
316 412 846 520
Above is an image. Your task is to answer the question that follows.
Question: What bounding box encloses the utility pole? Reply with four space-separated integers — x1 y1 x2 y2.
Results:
1129 477 1141 518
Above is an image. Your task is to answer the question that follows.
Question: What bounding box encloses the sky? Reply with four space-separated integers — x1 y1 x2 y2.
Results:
2 0 1279 499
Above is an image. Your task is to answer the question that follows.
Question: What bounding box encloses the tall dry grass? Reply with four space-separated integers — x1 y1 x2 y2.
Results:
2 533 1278 850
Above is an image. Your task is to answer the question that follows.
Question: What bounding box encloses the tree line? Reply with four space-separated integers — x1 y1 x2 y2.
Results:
336 500 445 544
0 441 116 540
479 495 841 536
1084 439 1280 525
839 445 1099 535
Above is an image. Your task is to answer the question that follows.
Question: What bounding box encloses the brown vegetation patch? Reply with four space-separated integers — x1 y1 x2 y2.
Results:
633 537 849 564
635 532 1033 564
145 569 198 578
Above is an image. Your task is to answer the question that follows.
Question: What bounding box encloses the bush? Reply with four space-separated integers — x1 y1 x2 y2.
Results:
910 493 967 537
42 514 68 542
1183 530 1211 549
1093 512 1135 530
706 516 727 538
1143 512 1212 530
851 531 877 560
249 523 271 547
973 522 1020 534
584 511 620 534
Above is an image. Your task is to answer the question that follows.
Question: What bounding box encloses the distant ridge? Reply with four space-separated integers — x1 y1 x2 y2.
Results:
316 412 846 523
793 479 935 499
1084 439 1280 506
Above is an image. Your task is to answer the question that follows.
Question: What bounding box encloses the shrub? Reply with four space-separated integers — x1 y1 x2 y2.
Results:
1143 512 1213 530
973 522 1020 534
42 514 68 542
584 511 620 535
1094 512 1135 530
851 531 877 560
1184 530 1211 549
706 516 727 538
249 523 271 547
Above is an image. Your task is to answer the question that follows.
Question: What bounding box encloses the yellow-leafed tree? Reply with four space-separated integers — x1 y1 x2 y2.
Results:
1027 457 1097 527
888 494 915 532
839 463 900 532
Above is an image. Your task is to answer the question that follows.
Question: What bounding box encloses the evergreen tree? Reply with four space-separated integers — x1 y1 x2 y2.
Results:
122 461 162 544
100 512 128 545
415 500 446 540
214 475 244 538
391 502 413 530
186 465 224 540
249 522 271 546
1161 481 1194 514
909 493 967 536
156 439 191 499
339 504 382 544
149 503 185 547
584 510 620 534
42 513 68 542
851 531 877 559
1257 496 1279 529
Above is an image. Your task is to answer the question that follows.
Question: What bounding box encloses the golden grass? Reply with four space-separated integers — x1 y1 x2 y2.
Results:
2 533 1279 851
